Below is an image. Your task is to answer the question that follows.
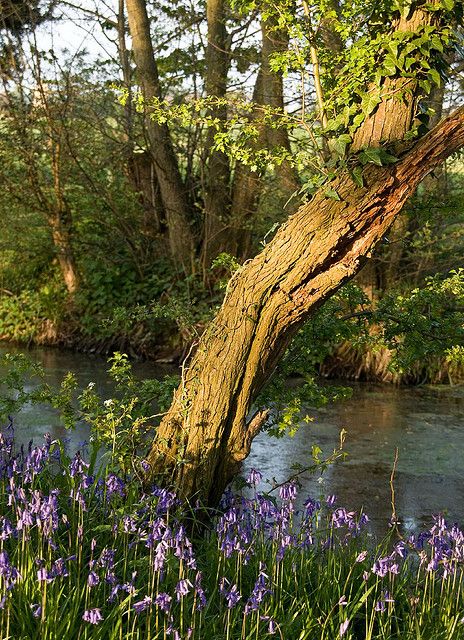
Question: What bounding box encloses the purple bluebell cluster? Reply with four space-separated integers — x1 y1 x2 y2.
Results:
1 424 464 639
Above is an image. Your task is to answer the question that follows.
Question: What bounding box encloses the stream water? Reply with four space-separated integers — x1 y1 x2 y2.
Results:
1 343 463 537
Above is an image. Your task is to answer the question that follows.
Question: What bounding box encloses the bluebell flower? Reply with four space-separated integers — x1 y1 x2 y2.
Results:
0 550 21 590
279 482 297 502
98 548 115 569
175 578 192 601
246 469 263 487
106 474 125 497
356 551 368 563
194 571 207 610
244 564 272 613
87 571 100 587
260 616 278 635
82 608 103 624
51 558 69 578
303 497 321 518
339 619 350 637
0 517 14 541
154 592 172 613
37 567 52 582
133 595 152 613
70 452 89 477
219 577 242 608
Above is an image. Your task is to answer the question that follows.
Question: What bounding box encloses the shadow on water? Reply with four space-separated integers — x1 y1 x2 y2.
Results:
1 343 463 536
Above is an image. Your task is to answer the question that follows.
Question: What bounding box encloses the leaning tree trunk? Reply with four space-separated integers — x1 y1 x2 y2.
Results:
146 3 463 506
147 106 464 506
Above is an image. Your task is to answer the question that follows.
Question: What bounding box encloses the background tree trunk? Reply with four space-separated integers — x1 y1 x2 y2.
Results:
49 142 80 296
229 12 300 259
260 14 300 205
125 0 195 272
201 0 232 275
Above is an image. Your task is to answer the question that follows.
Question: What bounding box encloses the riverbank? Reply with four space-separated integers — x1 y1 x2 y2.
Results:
1 342 463 534
1 327 462 384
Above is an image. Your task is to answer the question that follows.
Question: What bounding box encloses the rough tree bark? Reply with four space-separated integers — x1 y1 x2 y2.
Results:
145 5 463 506
125 0 195 272
147 106 464 506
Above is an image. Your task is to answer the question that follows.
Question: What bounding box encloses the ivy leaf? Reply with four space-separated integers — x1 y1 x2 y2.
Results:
428 68 441 87
387 41 399 58
430 36 444 52
419 78 432 94
332 133 352 158
324 188 341 201
359 147 399 166
350 166 365 188
359 148 383 166
393 0 414 18
383 53 398 76
361 93 381 117
404 56 416 71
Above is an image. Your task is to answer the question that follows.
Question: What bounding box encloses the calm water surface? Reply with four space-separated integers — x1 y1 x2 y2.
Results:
1 344 463 536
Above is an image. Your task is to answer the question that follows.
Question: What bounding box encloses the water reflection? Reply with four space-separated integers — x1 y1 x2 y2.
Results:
245 384 464 536
1 344 463 536
0 344 171 453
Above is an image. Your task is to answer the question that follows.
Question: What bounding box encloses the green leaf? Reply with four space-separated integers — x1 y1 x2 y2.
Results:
324 188 341 201
351 113 365 130
404 56 416 71
430 36 444 52
393 0 414 18
359 147 399 167
350 166 365 188
419 78 432 94
387 41 398 58
428 68 441 87
358 147 384 166
332 133 352 158
383 53 398 76
361 93 381 117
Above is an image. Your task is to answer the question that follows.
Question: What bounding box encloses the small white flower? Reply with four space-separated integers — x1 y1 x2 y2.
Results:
87 382 95 389
339 620 350 637
104 399 114 407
